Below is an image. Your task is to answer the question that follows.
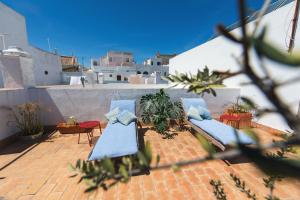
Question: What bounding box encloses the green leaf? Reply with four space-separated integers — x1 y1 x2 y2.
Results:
240 97 256 109
102 158 115 175
82 161 87 172
75 159 81 169
156 155 160 166
137 152 148 167
119 165 129 182
171 164 181 172
242 129 259 143
68 163 76 171
195 133 216 156
144 141 152 164
253 29 300 66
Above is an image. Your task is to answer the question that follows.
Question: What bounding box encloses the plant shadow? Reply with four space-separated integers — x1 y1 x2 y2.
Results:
0 127 56 155
162 132 178 139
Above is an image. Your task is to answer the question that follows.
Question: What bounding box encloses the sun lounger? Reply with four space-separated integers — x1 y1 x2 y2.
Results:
181 98 254 151
88 100 138 160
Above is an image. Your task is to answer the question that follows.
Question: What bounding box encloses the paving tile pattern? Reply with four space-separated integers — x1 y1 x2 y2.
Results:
0 127 300 200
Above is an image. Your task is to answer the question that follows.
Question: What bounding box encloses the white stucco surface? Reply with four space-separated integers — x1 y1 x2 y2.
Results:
0 86 240 141
169 1 300 132
29 47 62 85
0 89 28 140
0 2 28 49
0 55 36 88
0 2 62 86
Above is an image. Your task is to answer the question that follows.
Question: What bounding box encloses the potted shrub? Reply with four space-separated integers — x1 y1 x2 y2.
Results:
221 98 253 129
12 102 44 140
140 89 184 136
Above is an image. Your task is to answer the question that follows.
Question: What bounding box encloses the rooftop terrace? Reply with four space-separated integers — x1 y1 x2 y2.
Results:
0 125 299 200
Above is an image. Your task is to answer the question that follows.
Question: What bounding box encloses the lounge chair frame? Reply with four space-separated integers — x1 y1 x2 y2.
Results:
181 98 232 151
184 117 226 151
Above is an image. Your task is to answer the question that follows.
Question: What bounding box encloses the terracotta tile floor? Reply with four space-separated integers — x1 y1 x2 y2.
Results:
0 127 300 200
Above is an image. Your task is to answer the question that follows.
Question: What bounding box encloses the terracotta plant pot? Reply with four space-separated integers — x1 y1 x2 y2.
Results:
221 112 252 129
19 131 43 140
57 123 82 134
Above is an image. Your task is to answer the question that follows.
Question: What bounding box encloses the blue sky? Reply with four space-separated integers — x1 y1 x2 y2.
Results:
2 0 270 65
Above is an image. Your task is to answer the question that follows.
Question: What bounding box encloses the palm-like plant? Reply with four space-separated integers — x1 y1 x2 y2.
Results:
166 66 225 96
140 89 183 135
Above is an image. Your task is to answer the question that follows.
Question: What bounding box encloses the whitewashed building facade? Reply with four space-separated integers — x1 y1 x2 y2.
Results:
169 0 300 132
91 52 169 83
0 2 62 87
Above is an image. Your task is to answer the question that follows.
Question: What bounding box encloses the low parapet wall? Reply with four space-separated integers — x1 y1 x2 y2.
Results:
0 88 29 141
0 85 240 141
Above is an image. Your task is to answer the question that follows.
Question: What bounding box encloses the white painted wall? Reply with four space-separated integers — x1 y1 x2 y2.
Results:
0 55 35 88
92 65 169 83
0 86 239 141
29 47 62 85
0 2 28 50
0 89 28 140
29 86 240 126
0 2 62 86
169 1 300 132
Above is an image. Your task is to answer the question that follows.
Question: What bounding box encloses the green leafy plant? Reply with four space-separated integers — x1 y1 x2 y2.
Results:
71 0 300 195
226 97 255 114
140 89 184 136
71 141 156 192
11 102 44 136
166 66 225 96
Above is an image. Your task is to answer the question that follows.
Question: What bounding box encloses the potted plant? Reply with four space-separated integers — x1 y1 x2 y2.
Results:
140 89 184 136
57 116 80 134
12 102 44 140
221 98 253 129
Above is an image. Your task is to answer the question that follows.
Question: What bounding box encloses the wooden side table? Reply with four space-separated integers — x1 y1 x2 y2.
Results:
78 121 102 146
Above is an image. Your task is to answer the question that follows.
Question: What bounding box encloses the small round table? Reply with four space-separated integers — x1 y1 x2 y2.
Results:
78 121 102 146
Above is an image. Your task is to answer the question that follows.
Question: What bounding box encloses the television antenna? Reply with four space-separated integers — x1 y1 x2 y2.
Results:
47 37 52 52
0 33 8 50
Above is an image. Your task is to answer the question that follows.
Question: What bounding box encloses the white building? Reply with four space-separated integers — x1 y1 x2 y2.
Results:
91 51 169 83
169 0 300 132
92 51 134 67
0 2 62 86
91 65 169 83
144 57 163 66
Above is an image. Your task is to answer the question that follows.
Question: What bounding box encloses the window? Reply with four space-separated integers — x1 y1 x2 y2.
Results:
164 72 167 76
109 74 113 77
126 58 130 62
137 71 141 74
143 71 149 75
44 70 48 75
93 61 98 66
124 77 128 81
157 62 161 66
109 57 112 62
150 61 153 66
117 75 122 81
